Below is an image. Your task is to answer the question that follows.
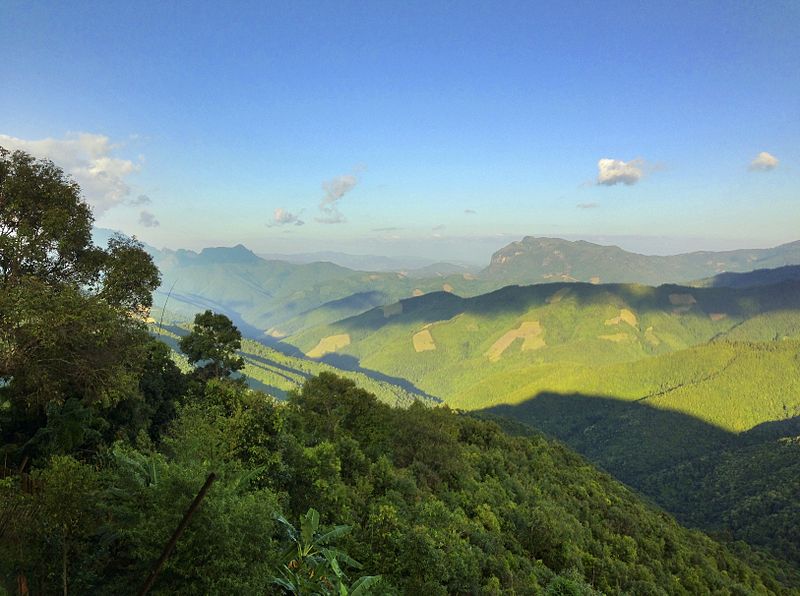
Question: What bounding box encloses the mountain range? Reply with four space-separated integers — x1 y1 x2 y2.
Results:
484 236 800 285
92 228 800 340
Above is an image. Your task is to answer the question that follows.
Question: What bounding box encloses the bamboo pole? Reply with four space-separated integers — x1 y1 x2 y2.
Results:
137 472 216 595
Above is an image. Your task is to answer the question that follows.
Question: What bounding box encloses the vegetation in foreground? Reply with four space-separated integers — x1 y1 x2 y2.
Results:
4 370 799 594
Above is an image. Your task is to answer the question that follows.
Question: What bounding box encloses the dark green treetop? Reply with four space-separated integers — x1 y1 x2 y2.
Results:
179 310 245 380
0 147 164 455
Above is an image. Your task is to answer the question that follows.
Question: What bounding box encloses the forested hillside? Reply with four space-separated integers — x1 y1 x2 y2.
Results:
7 370 800 594
286 277 800 568
152 323 436 407
4 147 800 594
137 233 800 340
288 280 800 411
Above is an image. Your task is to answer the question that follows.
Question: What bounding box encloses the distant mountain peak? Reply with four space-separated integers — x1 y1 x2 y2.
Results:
197 244 262 263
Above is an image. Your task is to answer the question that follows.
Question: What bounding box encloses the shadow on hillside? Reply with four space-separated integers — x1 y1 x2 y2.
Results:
333 279 800 333
242 351 312 381
293 291 390 317
703 265 800 289
478 392 795 483
479 391 800 484
477 391 800 570
317 353 441 403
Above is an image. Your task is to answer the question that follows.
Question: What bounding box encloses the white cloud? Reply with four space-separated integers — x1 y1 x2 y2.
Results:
139 210 160 228
316 173 358 224
577 202 599 209
130 194 152 205
464 209 477 215
749 151 779 172
0 132 140 213
597 158 645 186
270 207 304 226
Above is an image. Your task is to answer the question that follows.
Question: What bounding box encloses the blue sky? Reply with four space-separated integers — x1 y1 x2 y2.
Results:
1 1 798 262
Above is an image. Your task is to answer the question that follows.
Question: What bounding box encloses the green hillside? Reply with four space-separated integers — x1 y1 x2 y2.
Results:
150 245 485 337
288 280 800 414
152 324 437 408
483 358 800 566
285 277 800 567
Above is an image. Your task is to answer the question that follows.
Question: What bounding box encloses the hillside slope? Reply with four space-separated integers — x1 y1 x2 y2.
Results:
138 234 800 338
152 324 437 407
288 279 800 413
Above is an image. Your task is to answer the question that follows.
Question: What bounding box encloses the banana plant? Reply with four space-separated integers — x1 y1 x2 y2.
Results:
272 508 381 595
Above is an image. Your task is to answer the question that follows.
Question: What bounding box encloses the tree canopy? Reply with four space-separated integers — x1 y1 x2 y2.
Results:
179 310 245 380
0 147 164 460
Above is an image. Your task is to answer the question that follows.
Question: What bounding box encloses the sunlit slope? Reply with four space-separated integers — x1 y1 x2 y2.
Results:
151 325 436 407
460 340 800 427
288 280 800 414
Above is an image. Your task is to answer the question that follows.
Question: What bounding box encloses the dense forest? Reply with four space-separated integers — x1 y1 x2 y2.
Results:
2 148 799 594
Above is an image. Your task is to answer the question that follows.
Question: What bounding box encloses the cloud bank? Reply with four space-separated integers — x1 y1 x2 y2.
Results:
749 151 779 172
0 132 140 213
597 158 645 186
316 173 358 223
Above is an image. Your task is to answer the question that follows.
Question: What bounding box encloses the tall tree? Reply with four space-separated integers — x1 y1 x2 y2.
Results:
179 310 245 380
0 147 162 460
0 147 104 288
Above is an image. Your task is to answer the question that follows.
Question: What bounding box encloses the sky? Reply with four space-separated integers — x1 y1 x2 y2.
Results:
1 1 799 264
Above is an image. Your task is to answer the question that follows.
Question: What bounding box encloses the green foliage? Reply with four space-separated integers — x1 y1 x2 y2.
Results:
2 372 798 594
0 147 100 288
1 278 148 411
99 234 161 312
0 147 159 305
0 456 102 595
0 148 170 468
179 310 245 380
273 507 381 595
639 432 800 567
